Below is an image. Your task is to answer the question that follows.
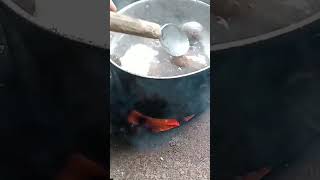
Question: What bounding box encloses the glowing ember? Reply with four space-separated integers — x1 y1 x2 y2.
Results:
128 110 195 133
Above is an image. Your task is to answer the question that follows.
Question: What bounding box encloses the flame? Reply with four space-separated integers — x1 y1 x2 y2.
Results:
128 110 195 133
145 118 180 133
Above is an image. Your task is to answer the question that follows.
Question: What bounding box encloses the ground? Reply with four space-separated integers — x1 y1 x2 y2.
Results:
110 109 210 180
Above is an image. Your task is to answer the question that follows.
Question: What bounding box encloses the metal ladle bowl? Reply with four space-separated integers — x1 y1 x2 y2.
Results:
159 23 190 57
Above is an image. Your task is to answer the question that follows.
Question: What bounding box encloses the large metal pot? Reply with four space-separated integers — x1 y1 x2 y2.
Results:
110 0 210 120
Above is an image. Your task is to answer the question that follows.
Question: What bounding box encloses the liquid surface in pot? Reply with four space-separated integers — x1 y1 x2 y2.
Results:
110 0 210 78
111 30 209 77
213 0 320 44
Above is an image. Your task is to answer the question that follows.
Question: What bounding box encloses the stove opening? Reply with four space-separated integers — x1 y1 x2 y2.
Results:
127 110 195 133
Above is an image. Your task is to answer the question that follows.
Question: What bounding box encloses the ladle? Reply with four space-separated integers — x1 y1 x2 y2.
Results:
110 11 190 57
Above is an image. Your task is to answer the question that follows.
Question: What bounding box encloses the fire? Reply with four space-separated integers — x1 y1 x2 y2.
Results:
128 110 195 133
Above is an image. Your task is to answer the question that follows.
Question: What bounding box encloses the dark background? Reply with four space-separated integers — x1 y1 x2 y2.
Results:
213 9 320 179
0 6 108 180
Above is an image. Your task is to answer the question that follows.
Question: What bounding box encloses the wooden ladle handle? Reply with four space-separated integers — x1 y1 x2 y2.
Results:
110 11 161 39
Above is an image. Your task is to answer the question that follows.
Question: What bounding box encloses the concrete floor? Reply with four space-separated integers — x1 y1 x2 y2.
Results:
110 109 210 180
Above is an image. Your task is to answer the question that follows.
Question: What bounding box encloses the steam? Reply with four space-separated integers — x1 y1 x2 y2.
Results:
120 44 159 76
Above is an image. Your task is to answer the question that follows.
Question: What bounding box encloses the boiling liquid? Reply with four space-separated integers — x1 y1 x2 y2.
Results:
110 30 210 78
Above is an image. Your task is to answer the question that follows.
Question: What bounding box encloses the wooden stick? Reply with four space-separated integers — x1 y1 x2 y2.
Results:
110 11 161 39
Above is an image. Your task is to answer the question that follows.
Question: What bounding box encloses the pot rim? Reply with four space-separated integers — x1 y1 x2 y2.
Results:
212 10 320 51
0 0 106 49
110 0 210 80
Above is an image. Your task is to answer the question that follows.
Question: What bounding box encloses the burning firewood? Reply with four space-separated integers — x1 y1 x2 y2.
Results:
128 110 180 132
128 110 195 133
145 118 180 133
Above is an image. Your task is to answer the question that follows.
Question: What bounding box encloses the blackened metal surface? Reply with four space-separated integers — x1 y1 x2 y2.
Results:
111 62 210 120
